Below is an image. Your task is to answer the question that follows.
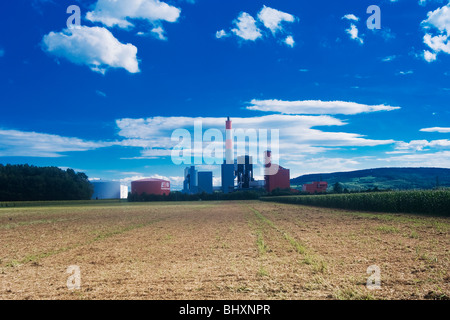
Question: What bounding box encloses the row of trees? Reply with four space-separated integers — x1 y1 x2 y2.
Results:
0 164 93 201
332 182 385 194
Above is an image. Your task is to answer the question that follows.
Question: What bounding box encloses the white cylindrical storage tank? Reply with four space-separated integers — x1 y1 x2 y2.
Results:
91 181 121 199
120 185 128 199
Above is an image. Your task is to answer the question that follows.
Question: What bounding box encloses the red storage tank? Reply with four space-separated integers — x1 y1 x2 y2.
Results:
131 178 170 196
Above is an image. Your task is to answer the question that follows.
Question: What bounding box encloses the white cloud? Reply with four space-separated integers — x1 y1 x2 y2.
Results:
382 55 397 62
231 12 262 41
397 70 414 75
284 35 295 47
247 99 401 115
42 26 139 74
422 3 450 33
424 49 437 61
420 127 450 133
342 14 359 21
287 157 361 176
421 3 450 61
423 33 450 54
395 139 450 152
115 114 395 163
86 0 180 29
151 26 166 40
257 5 295 34
220 6 296 46
346 24 363 44
379 151 450 167
0 129 111 157
215 29 228 39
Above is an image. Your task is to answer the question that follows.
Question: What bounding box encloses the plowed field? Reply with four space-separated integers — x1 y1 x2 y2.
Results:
1 201 448 300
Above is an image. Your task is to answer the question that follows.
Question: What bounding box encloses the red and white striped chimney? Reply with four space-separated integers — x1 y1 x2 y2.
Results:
225 117 233 164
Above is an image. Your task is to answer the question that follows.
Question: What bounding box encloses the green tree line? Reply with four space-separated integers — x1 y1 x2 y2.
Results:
0 164 93 201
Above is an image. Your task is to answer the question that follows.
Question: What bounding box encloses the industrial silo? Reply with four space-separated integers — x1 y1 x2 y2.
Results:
91 181 121 200
120 185 129 199
131 178 170 196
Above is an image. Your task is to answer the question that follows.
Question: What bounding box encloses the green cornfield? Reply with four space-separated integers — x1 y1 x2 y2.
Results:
261 190 450 216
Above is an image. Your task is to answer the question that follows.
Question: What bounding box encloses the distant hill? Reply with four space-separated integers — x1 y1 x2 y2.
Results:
291 167 450 191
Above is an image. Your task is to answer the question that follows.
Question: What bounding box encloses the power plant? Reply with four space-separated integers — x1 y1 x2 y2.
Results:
181 117 291 195
127 117 291 197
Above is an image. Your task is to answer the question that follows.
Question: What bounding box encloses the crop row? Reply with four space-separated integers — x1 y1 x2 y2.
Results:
261 190 450 215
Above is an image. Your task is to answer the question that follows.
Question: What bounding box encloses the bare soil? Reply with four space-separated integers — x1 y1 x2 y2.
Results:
0 201 448 300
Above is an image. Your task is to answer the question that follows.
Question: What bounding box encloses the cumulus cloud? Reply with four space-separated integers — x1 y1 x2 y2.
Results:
42 26 139 74
342 14 359 21
231 12 262 41
420 127 450 133
421 3 450 61
0 129 112 157
346 24 363 44
215 29 228 39
257 5 295 34
151 26 167 40
247 99 401 115
424 50 437 61
423 33 450 54
284 35 295 47
86 0 180 29
219 6 296 46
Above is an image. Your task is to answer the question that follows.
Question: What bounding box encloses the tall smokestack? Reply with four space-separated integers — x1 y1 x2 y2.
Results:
225 117 233 164
264 150 272 168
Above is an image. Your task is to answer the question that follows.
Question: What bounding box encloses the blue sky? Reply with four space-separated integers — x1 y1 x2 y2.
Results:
1 0 450 189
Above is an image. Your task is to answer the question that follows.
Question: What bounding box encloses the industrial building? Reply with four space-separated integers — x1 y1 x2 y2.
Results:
219 117 290 194
236 155 254 189
302 181 328 194
183 166 213 194
91 181 128 200
131 178 170 196
183 166 198 194
198 171 213 194
264 150 291 193
180 117 292 195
